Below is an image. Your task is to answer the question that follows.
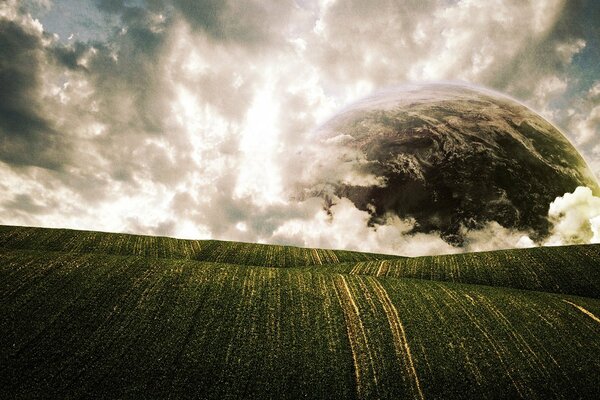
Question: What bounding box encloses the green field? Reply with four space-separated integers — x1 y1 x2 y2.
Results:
1 225 599 399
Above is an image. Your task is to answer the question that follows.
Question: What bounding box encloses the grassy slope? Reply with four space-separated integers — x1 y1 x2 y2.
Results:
321 244 600 298
1 226 599 399
0 225 399 267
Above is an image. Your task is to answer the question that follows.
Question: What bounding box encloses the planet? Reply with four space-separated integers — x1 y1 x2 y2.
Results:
310 83 600 245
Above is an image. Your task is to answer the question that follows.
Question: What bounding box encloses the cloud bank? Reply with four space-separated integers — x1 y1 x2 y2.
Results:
0 0 599 256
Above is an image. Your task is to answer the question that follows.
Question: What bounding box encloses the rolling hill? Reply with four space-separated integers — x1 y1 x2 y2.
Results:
1 225 599 399
0 225 400 266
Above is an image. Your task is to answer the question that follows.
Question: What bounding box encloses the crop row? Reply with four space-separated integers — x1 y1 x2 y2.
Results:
1 248 599 399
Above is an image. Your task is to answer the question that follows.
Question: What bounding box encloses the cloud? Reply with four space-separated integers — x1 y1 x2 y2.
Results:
2 193 51 215
271 196 458 256
0 0 598 256
568 82 600 145
270 185 600 256
307 0 567 95
168 0 304 46
559 81 600 179
545 186 600 245
460 222 536 253
0 12 66 169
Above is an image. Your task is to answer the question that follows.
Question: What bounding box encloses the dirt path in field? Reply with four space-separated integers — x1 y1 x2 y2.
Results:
312 249 322 265
563 300 600 324
333 274 378 399
368 277 424 400
333 274 425 400
376 260 389 277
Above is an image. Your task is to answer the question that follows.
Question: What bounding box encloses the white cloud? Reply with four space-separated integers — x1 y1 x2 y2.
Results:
271 196 458 256
271 197 540 256
460 222 536 253
545 186 600 245
571 105 600 145
530 75 569 120
564 81 600 150
269 185 600 256
535 76 568 102
555 38 586 64
234 79 284 204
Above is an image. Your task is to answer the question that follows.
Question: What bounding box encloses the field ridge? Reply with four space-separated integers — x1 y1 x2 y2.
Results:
318 245 600 299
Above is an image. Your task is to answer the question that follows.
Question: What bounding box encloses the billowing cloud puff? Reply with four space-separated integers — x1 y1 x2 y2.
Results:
271 197 457 256
545 186 600 245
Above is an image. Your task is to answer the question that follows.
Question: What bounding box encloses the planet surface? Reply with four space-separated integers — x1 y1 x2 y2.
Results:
311 83 600 244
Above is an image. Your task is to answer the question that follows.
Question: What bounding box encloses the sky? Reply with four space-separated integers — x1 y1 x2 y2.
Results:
1 0 599 256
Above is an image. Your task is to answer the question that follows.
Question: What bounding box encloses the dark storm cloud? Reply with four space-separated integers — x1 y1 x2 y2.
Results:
0 19 66 169
169 0 228 36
